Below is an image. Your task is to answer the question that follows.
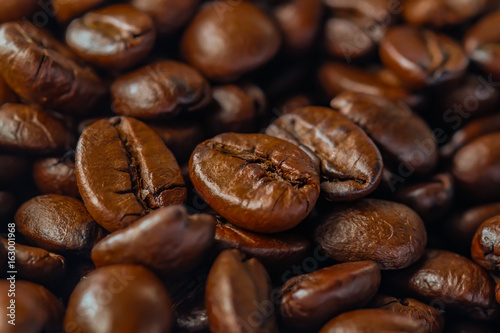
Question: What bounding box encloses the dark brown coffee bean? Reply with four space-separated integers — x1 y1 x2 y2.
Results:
181 1 281 81
15 194 105 255
0 22 106 114
52 0 105 23
393 173 454 224
0 75 17 105
0 104 73 154
76 116 187 232
130 0 200 35
65 265 173 333
281 261 381 329
33 154 80 198
189 133 320 233
315 199 427 270
390 249 497 320
266 106 383 201
0 238 65 288
331 91 438 175
452 132 500 202
369 295 445 333
380 26 468 89
0 0 39 23
215 217 310 269
277 95 312 115
403 0 488 27
0 154 28 184
0 280 64 333
92 205 215 278
111 60 211 119
66 5 156 70
206 250 278 333
320 309 421 333
471 215 500 272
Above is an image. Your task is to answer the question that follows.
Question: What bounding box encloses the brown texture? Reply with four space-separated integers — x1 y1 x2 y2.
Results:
33 155 80 198
403 0 487 27
471 215 500 272
52 0 105 23
0 0 39 23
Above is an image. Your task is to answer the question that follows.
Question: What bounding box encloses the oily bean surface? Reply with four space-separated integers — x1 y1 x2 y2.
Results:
471 215 500 272
52 0 105 23
403 0 488 27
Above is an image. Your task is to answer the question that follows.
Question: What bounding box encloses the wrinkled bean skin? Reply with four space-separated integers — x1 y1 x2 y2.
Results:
0 104 72 154
181 1 281 81
130 0 200 35
15 194 105 255
380 26 468 89
369 295 445 333
64 265 173 333
0 280 65 333
65 5 156 70
76 117 187 232
390 249 497 320
52 0 105 23
315 199 427 270
266 106 383 201
189 133 320 233
0 0 39 23
320 309 421 333
452 133 500 202
281 261 381 329
92 205 215 278
403 0 488 27
471 215 500 272
331 91 438 175
206 250 278 333
111 60 211 119
0 22 106 114
215 218 310 269
33 155 80 198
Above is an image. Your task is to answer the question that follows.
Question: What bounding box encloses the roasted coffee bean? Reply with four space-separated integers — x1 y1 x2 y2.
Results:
0 22 106 114
65 265 173 333
189 133 320 233
471 215 500 272
390 249 497 320
130 0 200 35
0 238 65 288
393 173 454 224
66 5 156 70
76 116 187 232
52 0 105 23
331 91 438 175
0 280 64 333
380 26 468 89
0 0 39 23
0 104 73 154
281 261 381 329
403 0 487 27
0 154 28 184
320 309 420 333
277 95 312 115
266 106 383 201
15 194 105 255
92 205 215 278
452 132 500 202
369 295 445 333
33 154 80 198
181 1 281 81
0 75 17 105
111 60 211 119
496 282 500 304
215 217 310 269
206 250 278 333
464 11 500 80
315 199 427 270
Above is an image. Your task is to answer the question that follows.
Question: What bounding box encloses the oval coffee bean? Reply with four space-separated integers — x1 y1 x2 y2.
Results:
471 215 500 272
66 5 156 70
0 0 39 23
369 295 445 333
0 22 105 114
15 194 105 255
52 0 105 23
380 26 468 89
281 261 381 329
33 154 80 198
0 280 64 333
76 117 187 232
92 205 215 278
111 60 211 119
331 91 438 175
315 199 427 270
190 133 320 233
65 265 173 333
266 106 383 201
403 0 487 27
320 309 420 333
0 104 72 154
206 250 278 333
181 1 281 81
